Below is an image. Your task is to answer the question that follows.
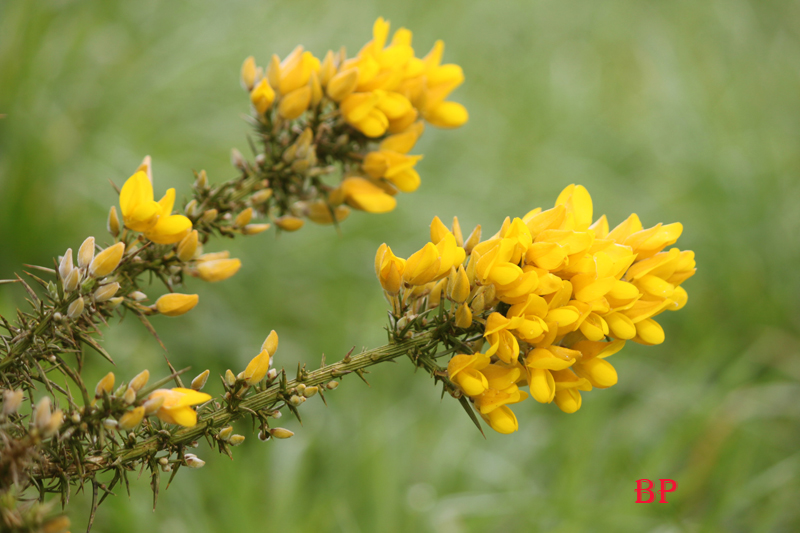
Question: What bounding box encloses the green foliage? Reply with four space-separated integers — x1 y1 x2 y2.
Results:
2 0 799 531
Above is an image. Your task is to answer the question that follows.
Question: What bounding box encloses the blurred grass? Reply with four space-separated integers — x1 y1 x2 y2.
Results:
2 0 800 531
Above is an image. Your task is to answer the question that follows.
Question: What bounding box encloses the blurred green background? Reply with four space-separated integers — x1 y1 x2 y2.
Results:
2 0 800 531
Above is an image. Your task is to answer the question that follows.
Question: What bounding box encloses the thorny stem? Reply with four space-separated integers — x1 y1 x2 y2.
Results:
31 332 437 480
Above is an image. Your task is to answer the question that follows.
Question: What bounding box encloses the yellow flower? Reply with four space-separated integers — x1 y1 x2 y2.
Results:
118 406 145 430
375 244 406 295
447 353 490 396
275 215 305 231
362 150 423 192
303 200 351 225
251 78 276 114
197 257 242 282
330 177 397 213
146 388 211 427
119 166 193 244
155 293 199 317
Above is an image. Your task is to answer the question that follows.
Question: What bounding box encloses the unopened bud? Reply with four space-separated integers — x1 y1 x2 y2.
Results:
70 412 80 424
78 236 95 269
63 268 81 292
218 426 233 441
118 406 145 430
289 395 305 406
302 386 318 398
195 170 208 189
143 395 165 415
231 148 246 170
234 207 253 228
33 396 52 431
89 242 125 278
465 225 482 254
41 515 71 533
250 189 273 204
261 330 279 356
95 372 115 397
129 291 147 301
108 206 120 237
58 249 74 280
296 383 306 394
103 418 118 430
200 209 218 224
177 230 199 262
191 369 210 391
254 154 267 167
44 409 63 437
258 429 271 441
94 282 120 302
229 434 245 446
271 410 282 419
267 368 278 381
243 223 271 235
225 369 237 387
122 387 136 404
2 389 24 415
455 303 473 328
470 291 486 314
325 381 339 390
184 453 205 468
129 369 150 392
275 215 304 232
67 297 85 319
155 293 199 317
269 427 294 439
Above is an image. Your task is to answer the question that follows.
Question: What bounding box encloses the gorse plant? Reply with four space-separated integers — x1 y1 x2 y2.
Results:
0 17 693 533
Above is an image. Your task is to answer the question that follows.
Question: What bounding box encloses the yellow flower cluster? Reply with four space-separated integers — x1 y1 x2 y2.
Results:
116 157 243 304
377 185 695 434
240 17 467 216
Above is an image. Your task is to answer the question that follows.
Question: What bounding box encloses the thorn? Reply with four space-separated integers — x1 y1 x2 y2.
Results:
343 346 355 363
355 369 370 387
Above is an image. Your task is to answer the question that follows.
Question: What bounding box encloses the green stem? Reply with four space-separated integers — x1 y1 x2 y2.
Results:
31 331 436 480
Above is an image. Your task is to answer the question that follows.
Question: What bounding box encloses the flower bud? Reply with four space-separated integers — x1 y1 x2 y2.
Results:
241 55 257 90
218 426 233 441
118 406 145 430
269 427 294 439
184 453 205 468
197 258 242 283
325 381 339 390
107 297 124 309
107 206 120 238
195 170 208 189
289 395 305 406
455 303 473 328
234 207 253 228
278 85 312 119
470 291 486 314
231 148 246 170
63 268 82 292
258 429 271 441
302 386 318 398
275 215 304 232
155 293 199 317
123 387 137 404
95 372 115 397
251 78 276 114
89 242 125 278
2 389 24 415
242 349 271 386
243 223 271 235
43 409 63 437
58 249 73 281
78 236 95 269
191 369 210 391
326 68 359 101
185 199 199 218
225 369 237 387
177 230 199 262
67 297 85 319
229 434 246 446
448 265 470 304
200 209 218 224
129 291 147 301
262 330 279 356
103 418 118 430
464 225 482 254
41 515 71 533
452 217 464 247
143 395 165 415
250 189 273 204
33 396 52 428
267 368 278 381
94 282 120 303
